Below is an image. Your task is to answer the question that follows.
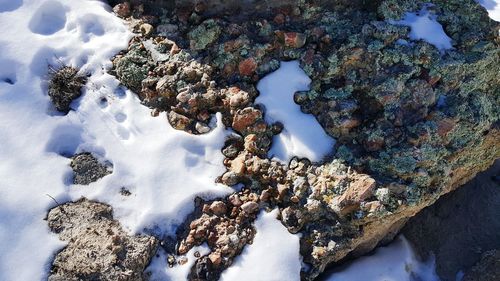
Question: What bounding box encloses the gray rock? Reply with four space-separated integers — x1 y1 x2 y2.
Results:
47 198 158 281
70 153 112 185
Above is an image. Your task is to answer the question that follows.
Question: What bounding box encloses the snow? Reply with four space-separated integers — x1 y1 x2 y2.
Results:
324 236 440 281
256 61 336 163
220 209 302 281
0 1 233 280
478 0 500 21
391 6 453 51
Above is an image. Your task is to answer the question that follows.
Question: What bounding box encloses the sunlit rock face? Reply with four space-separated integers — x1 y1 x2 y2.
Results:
108 0 499 280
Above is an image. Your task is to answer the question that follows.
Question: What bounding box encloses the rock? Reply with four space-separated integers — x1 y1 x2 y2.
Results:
47 198 158 281
332 175 376 216
221 171 239 186
113 2 131 18
70 153 112 185
283 32 306 48
230 153 246 175
232 108 262 133
238 58 257 76
140 23 154 36
228 87 250 108
209 201 227 216
188 19 221 50
240 201 259 214
168 111 191 130
108 1 500 280
47 65 87 114
195 122 211 134
208 252 222 266
243 134 258 153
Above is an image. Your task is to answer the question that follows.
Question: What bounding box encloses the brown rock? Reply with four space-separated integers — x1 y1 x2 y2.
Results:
274 13 285 24
209 252 222 266
113 2 131 18
240 201 259 214
334 175 376 216
210 201 227 216
238 58 257 76
229 194 243 207
230 153 246 175
244 134 258 153
140 23 154 37
47 199 158 281
170 42 181 55
232 108 262 133
437 118 457 138
284 32 306 48
168 111 191 130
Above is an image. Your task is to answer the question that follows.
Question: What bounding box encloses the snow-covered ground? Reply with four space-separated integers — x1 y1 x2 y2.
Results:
256 61 335 163
324 237 440 281
0 0 498 281
220 209 302 281
0 0 233 280
390 5 453 51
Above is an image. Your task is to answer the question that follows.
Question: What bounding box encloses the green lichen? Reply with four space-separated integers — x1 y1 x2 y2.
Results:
188 19 221 50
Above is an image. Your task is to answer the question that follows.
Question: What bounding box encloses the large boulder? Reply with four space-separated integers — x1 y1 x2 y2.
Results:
108 0 499 279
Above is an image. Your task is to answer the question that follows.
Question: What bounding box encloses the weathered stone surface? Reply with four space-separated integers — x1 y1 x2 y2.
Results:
108 0 500 280
47 198 158 281
70 152 112 185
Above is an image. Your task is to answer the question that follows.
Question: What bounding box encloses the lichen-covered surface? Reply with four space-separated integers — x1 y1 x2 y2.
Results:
47 198 158 281
70 153 113 185
108 0 499 280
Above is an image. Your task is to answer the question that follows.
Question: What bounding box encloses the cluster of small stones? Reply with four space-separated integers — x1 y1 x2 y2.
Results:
110 0 499 280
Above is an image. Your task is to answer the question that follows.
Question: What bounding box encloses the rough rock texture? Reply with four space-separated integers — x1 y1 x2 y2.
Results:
47 198 158 281
70 153 113 185
47 66 87 113
462 250 500 281
402 160 500 281
108 0 499 280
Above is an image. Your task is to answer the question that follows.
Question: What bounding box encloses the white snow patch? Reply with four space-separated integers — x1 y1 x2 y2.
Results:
0 0 233 280
478 0 500 21
391 6 453 51
324 236 440 281
147 243 211 281
220 209 302 281
256 61 336 163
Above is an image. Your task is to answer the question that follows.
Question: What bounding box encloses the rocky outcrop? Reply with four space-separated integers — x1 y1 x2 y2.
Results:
108 0 499 280
47 199 158 281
